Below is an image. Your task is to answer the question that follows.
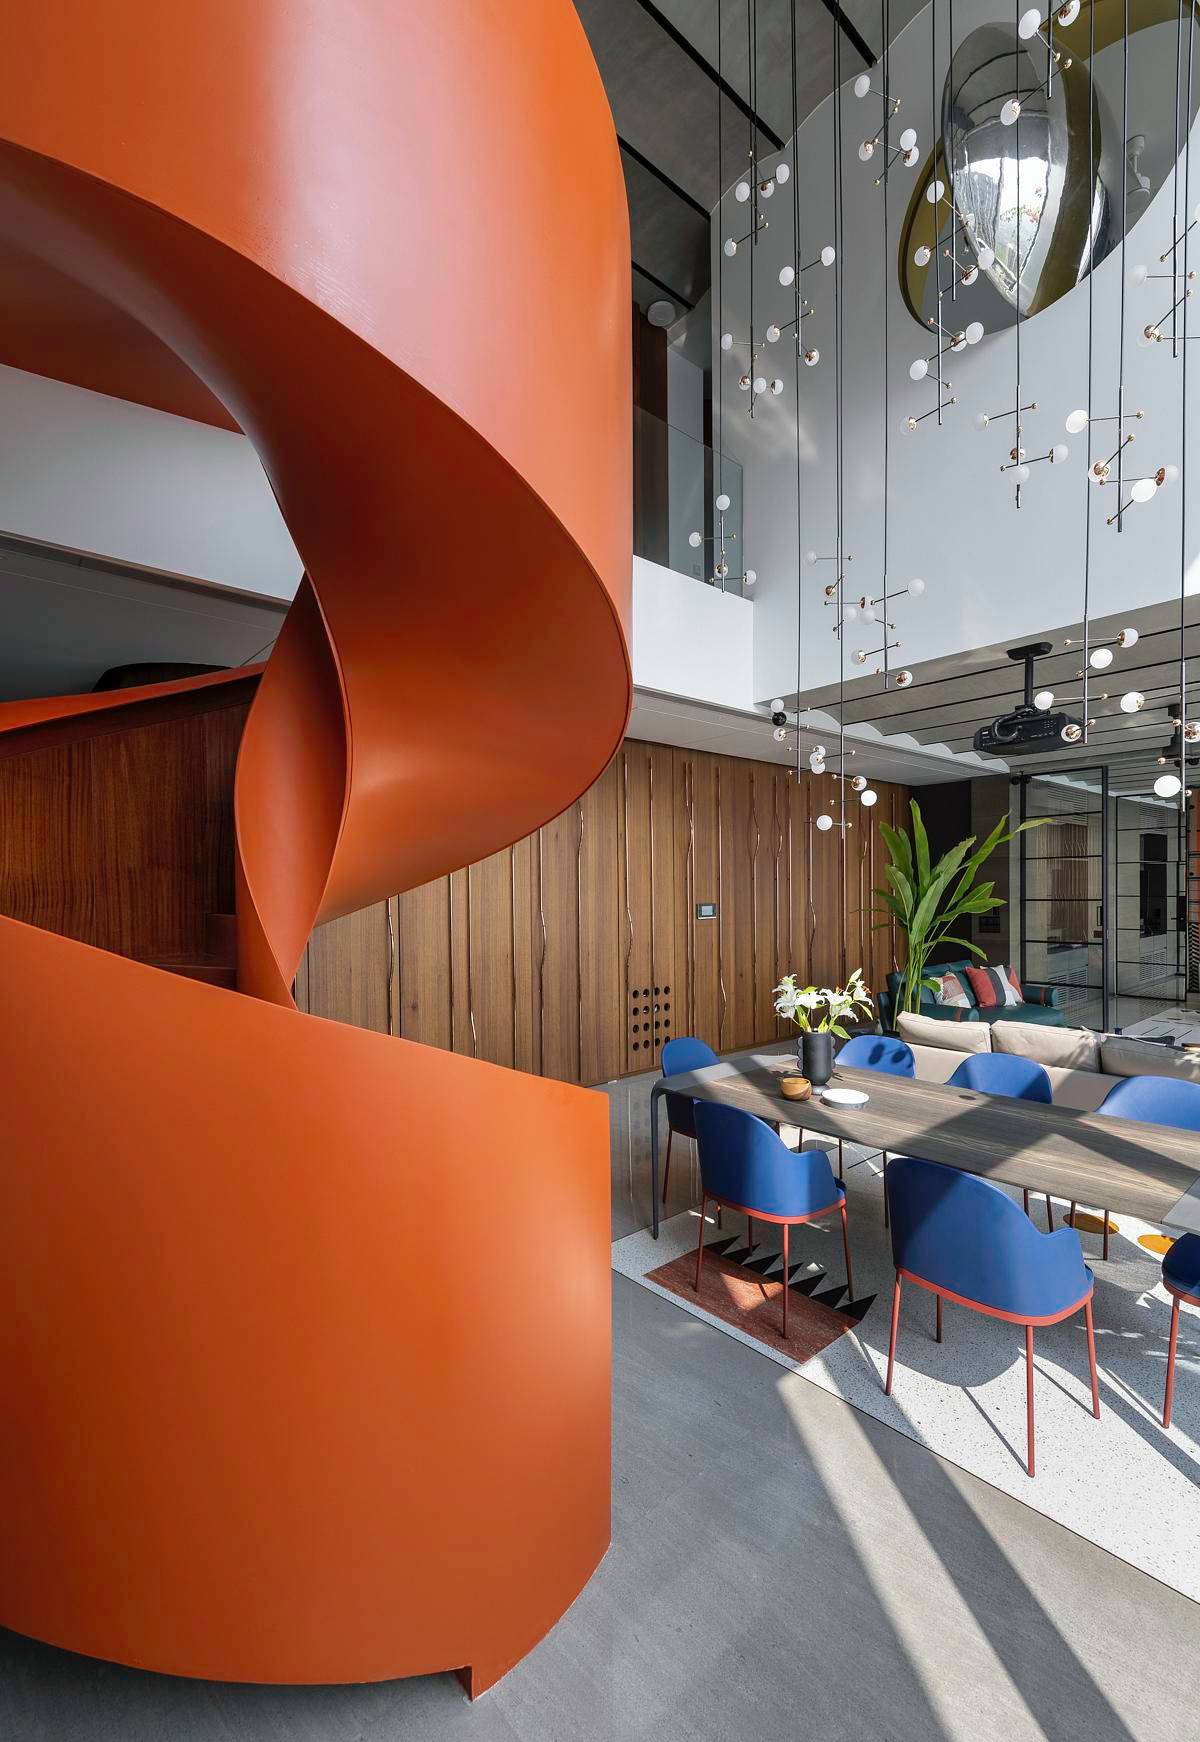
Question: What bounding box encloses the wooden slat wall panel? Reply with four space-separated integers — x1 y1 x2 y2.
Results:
300 738 909 1086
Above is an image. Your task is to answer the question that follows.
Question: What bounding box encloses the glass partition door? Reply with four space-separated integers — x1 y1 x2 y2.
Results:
1018 771 1106 1031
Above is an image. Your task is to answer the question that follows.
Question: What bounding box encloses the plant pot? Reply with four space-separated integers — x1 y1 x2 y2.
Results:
802 1030 834 1088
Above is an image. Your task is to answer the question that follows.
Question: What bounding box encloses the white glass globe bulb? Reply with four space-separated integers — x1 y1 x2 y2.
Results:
965 321 985 344
1119 691 1145 713
777 163 791 185
961 265 979 287
843 603 859 623
1001 98 1021 126
903 146 921 167
714 561 728 577
771 378 784 395
735 180 751 203
738 373 752 390
753 375 767 394
1118 626 1139 648
766 323 781 343
898 128 917 152
723 237 737 257
770 698 785 714
1060 722 1083 743
1018 9 1043 41
779 264 796 287
861 602 877 623
1016 464 1031 483
816 814 834 832
854 73 871 99
1034 689 1055 710
1164 464 1181 485
772 726 788 742
852 649 868 665
806 550 819 564
720 332 734 351
744 569 757 585
804 347 820 367
1155 773 1183 799
1185 722 1200 744
1128 262 1148 287
1090 646 1114 670
715 492 731 512
1065 408 1089 434
1131 477 1158 504
926 178 945 205
914 244 932 267
851 775 867 792
902 415 918 432
974 412 990 430
813 745 827 758
909 357 930 381
893 669 913 687
1058 0 1080 22
1051 444 1069 464
688 531 702 548
861 789 878 807
759 178 775 198
909 576 925 596
858 140 875 162
821 245 836 267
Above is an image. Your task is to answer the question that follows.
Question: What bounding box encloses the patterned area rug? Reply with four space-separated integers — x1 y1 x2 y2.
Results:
613 1142 1200 1603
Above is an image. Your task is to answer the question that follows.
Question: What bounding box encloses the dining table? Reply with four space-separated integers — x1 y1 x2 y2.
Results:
647 1052 1200 1241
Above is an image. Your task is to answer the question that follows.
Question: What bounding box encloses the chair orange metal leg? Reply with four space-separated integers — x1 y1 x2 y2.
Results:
1164 1295 1181 1429
1084 1298 1100 1420
1025 1324 1036 1477
840 1201 855 1299
782 1223 790 1340
935 1295 943 1343
694 1195 708 1293
884 1274 902 1395
662 1129 673 1204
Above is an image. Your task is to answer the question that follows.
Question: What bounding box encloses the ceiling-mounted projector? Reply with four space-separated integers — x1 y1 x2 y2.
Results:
973 643 1084 757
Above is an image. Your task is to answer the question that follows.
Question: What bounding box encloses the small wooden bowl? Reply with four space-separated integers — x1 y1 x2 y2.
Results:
779 1075 812 1102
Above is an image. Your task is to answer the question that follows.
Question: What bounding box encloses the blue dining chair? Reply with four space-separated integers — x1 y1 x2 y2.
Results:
659 1036 719 1204
884 1155 1100 1477
693 1101 854 1340
1097 1074 1200 1424
837 1033 915 1221
947 1052 1057 1229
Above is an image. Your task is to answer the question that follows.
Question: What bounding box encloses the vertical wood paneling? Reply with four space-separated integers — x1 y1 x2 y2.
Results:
301 738 909 1083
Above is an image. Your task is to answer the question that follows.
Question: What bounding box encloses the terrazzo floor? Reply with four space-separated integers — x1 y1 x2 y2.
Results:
613 1136 1200 1602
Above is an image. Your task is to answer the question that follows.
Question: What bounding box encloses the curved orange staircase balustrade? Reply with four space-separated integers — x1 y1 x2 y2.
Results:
0 0 630 1696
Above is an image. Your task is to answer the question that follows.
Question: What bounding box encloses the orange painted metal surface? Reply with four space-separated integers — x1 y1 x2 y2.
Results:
0 0 630 1695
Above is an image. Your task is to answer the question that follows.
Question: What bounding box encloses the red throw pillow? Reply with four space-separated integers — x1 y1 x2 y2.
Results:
965 964 1023 1008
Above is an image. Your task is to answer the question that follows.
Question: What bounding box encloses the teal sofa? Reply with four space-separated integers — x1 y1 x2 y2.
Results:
879 959 1065 1033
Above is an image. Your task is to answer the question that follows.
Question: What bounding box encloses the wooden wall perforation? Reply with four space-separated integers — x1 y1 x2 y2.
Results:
298 739 908 1087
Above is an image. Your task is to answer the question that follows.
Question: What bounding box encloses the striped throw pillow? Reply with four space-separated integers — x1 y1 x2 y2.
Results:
965 964 1023 1009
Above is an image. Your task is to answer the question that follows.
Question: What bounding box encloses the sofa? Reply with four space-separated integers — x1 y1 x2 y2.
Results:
893 1010 1200 1110
880 958 1064 1032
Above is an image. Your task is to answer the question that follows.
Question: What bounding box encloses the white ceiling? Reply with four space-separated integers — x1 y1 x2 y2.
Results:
0 535 287 700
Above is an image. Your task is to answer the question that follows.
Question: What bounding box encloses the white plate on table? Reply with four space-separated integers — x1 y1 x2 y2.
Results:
820 1086 869 1108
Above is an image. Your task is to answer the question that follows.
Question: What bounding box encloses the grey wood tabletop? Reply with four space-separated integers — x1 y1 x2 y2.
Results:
648 1053 1200 1238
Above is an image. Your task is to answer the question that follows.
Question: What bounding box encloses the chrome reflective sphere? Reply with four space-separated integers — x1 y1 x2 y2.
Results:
942 23 1119 324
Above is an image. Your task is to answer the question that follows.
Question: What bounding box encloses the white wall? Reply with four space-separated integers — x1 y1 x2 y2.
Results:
712 1 1200 706
632 554 756 711
0 364 302 598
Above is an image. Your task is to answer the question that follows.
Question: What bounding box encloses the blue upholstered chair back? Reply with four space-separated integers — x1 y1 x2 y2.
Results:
1098 1073 1200 1131
887 1156 1091 1318
694 1102 841 1220
948 1051 1052 1103
661 1035 719 1138
837 1034 915 1077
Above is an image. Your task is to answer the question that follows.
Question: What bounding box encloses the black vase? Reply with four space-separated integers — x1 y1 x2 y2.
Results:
802 1030 833 1088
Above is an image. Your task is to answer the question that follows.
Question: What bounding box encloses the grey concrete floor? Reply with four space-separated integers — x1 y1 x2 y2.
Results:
2 1276 1195 1741
2 1050 1195 1740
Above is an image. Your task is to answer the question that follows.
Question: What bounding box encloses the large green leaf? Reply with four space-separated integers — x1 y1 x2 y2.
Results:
879 819 913 881
910 799 931 889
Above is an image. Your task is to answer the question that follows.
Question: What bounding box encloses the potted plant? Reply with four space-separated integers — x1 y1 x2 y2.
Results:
870 799 1045 1019
773 968 874 1087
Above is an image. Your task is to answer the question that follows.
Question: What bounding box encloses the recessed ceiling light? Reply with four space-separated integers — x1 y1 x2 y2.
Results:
646 299 677 328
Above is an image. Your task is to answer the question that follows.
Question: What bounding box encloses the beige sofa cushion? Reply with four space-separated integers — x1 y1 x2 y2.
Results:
1100 1035 1200 1083
897 1011 992 1054
992 1021 1101 1073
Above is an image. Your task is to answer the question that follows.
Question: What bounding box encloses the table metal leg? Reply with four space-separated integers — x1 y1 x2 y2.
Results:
650 1085 661 1238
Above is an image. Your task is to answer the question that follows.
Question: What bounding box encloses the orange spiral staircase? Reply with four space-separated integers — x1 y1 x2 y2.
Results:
0 0 630 1695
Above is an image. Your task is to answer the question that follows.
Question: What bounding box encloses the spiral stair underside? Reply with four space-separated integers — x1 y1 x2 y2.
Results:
0 0 630 1695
